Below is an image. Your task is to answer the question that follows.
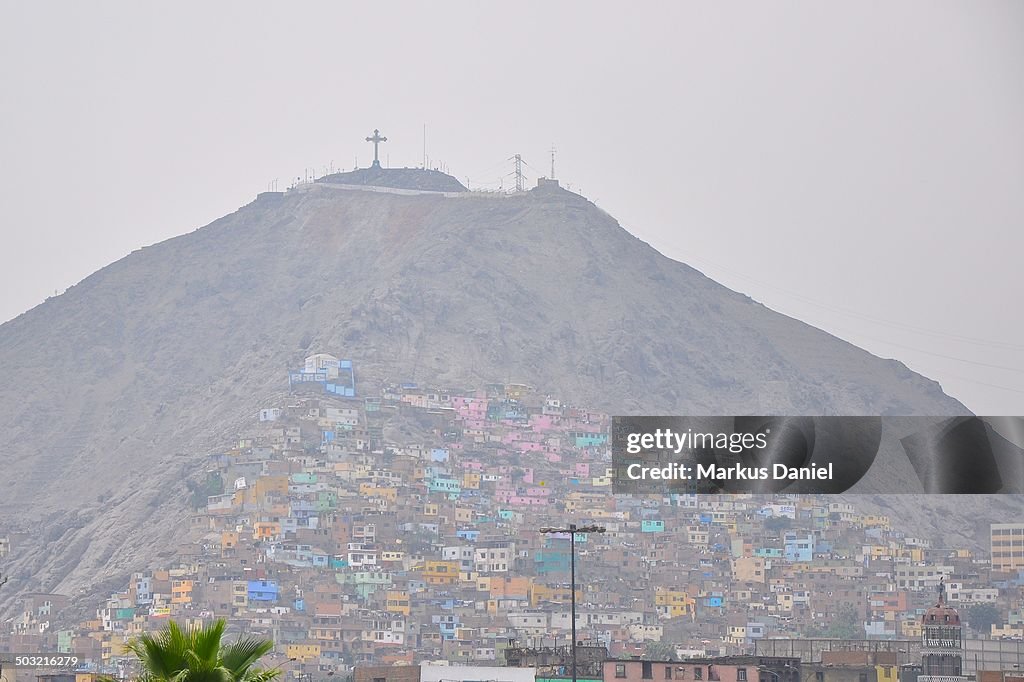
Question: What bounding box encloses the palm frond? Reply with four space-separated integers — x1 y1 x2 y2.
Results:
220 637 275 678
241 669 283 682
123 619 277 682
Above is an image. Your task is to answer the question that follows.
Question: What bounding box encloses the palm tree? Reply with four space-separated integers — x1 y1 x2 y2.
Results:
123 619 282 682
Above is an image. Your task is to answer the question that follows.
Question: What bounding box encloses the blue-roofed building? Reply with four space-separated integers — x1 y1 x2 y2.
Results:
248 580 279 602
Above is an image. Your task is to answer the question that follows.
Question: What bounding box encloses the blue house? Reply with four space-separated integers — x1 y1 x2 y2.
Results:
571 432 607 448
535 547 570 574
784 532 815 562
247 580 279 602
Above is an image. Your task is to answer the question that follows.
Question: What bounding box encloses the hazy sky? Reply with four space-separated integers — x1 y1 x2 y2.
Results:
1 2 1022 413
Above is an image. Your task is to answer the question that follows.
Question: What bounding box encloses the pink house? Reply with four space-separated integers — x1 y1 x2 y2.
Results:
530 414 558 431
602 658 797 682
508 495 549 507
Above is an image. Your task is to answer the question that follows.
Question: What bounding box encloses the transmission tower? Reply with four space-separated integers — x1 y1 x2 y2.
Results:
510 154 525 192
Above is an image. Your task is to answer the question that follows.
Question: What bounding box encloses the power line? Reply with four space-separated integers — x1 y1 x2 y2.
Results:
815 320 1024 374
686 252 1024 351
510 154 526 192
934 371 1024 396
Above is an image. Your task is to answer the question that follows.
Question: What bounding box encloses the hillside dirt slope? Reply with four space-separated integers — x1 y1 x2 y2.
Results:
0 174 1004 615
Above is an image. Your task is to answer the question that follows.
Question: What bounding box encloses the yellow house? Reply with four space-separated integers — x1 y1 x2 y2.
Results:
285 643 321 661
424 503 439 516
386 590 411 616
505 383 530 400
463 473 481 490
531 584 578 606
221 531 239 552
422 560 459 585
232 581 248 609
253 475 289 501
876 666 897 682
171 580 193 605
100 634 125 661
859 515 891 530
655 588 695 619
900 617 922 638
564 492 607 514
359 484 397 503
901 544 925 561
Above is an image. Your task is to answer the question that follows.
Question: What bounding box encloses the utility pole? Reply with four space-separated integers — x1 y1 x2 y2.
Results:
550 144 556 179
539 524 606 682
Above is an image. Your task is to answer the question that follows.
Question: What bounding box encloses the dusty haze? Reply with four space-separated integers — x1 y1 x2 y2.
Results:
0 2 1022 412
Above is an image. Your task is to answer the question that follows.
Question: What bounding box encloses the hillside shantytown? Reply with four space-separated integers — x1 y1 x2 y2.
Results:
2 353 1023 682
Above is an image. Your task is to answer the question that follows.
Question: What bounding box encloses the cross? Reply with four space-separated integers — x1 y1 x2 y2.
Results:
365 129 387 167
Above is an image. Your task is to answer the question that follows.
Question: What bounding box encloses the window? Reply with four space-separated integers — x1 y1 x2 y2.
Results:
738 670 747 682
859 675 868 682
816 673 824 682
666 667 673 680
643 662 654 679
616 665 627 679
694 669 703 680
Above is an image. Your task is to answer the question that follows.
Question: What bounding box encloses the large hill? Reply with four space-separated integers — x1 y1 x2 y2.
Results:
0 170 1004 616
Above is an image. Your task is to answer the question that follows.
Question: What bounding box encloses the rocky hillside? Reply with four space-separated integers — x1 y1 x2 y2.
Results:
0 171 1000 616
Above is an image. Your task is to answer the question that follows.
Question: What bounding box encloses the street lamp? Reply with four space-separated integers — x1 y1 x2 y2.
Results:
758 664 796 682
266 658 298 676
539 523 606 682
